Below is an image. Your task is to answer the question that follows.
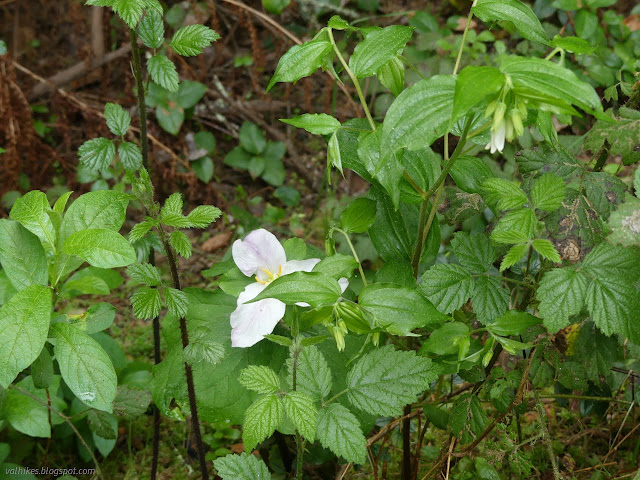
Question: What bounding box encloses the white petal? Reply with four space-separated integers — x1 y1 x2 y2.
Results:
338 277 349 293
494 123 506 152
281 258 321 276
234 282 267 309
232 229 286 277
230 296 286 348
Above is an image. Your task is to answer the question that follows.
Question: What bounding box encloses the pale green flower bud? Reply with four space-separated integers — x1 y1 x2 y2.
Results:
510 109 524 138
492 102 507 133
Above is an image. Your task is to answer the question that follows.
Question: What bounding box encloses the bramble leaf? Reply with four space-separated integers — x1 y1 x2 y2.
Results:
78 137 116 171
283 391 317 441
419 264 473 314
104 102 131 136
130 286 161 319
537 268 588 332
214 453 272 480
239 365 280 394
532 173 565 212
170 24 220 56
317 403 367 464
147 54 179 93
243 394 283 452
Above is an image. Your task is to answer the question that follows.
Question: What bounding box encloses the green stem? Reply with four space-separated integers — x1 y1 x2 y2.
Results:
322 389 349 407
399 54 426 80
453 0 479 75
129 28 149 168
335 228 368 286
290 333 305 479
327 28 376 131
539 394 632 404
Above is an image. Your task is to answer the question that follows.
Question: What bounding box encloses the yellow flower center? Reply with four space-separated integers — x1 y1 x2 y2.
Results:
255 265 283 285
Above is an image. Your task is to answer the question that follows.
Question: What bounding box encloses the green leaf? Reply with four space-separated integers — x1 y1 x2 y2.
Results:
242 394 283 452
581 243 640 280
532 239 561 263
327 131 343 175
192 156 214 183
0 220 48 290
377 56 404 96
117 142 143 170
420 322 470 356
170 24 220 56
471 276 510 323
359 283 447 335
147 54 179 93
164 287 188 318
313 253 358 280
584 172 626 220
292 345 332 401
267 35 333 91
239 365 280 394
500 243 529 271
127 262 162 286
82 302 117 334
177 80 207 108
187 205 222 228
449 394 488 443
250 271 341 308
357 127 404 207
340 197 377 233
63 228 136 268
316 403 367 465
451 232 496 273
472 0 548 45
87 409 117 440
136 10 164 48
419 264 473 314
537 268 588 332
281 113 341 135
381 75 455 155
155 101 184 135
500 56 602 115
491 208 538 244
78 137 116 171
110 0 144 28
481 178 528 211
3 376 59 437
327 15 350 30
91 410 118 457
31 347 53 389
62 275 110 296
0 285 52 387
129 220 153 243
550 35 594 54
130 286 161 319
607 196 640 247
162 192 183 215
347 345 438 416
475 457 501 480
532 173 565 211
52 323 117 412
183 331 225 366
104 102 131 136
9 190 55 246
452 66 505 126
349 25 413 78
170 230 192 259
61 190 130 240
113 385 152 419
487 310 541 336
239 122 266 155
585 108 640 166
214 453 272 480
263 0 290 14
283 391 317 441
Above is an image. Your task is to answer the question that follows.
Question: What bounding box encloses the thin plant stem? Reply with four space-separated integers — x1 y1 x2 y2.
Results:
327 28 376 131
453 0 479 76
335 228 368 287
291 326 305 480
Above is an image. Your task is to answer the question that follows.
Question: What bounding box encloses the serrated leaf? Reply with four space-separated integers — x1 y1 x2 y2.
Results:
346 345 437 416
532 173 565 211
129 220 154 243
104 102 131 136
419 263 473 314
111 0 144 28
130 286 161 319
118 142 143 170
63 228 137 268
183 332 224 366
213 452 272 480
292 345 332 401
78 137 116 171
581 243 640 280
164 287 188 317
243 394 283 452
532 239 561 263
267 35 333 91
87 409 117 439
137 10 164 49
585 276 640 342
585 108 640 166
0 285 52 388
471 275 510 323
187 205 221 228
170 230 192 258
127 262 162 286
381 74 455 156
52 323 117 412
0 219 48 290
349 25 413 78
148 54 179 93
170 24 220 56
500 243 529 272
481 178 528 211
9 190 56 246
281 113 341 135
113 385 153 419
239 365 280 394
472 0 548 45
583 172 626 220
491 208 538 244
284 391 316 441
451 232 496 273
359 283 447 335
537 268 588 332
420 322 470 356
449 394 488 443
317 403 367 464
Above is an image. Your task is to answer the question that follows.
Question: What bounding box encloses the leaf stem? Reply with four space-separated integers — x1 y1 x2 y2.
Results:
322 388 349 407
334 228 368 287
327 28 376 131
453 0 478 76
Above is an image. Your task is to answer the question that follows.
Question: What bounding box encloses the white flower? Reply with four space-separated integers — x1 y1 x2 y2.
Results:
230 229 347 348
485 121 506 154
